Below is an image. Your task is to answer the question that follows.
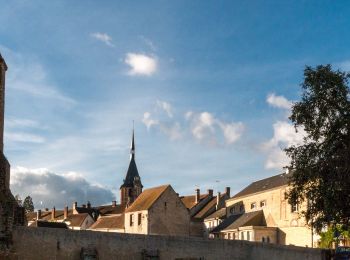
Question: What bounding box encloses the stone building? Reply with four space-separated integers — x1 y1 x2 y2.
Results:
0 53 25 249
207 171 318 247
120 128 143 207
181 187 230 237
125 185 190 236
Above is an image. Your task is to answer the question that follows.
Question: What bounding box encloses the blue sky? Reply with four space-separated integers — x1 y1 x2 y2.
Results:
1 1 350 209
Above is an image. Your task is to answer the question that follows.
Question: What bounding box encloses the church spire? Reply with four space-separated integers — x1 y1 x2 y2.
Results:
120 124 143 207
130 121 135 160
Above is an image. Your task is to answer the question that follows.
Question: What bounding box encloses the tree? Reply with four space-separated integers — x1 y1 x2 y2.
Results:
286 65 350 233
23 196 34 213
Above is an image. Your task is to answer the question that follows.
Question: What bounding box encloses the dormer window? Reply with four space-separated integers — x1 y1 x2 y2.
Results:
260 200 266 207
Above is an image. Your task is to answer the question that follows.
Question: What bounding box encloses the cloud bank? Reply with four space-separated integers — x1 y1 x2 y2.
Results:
11 167 114 209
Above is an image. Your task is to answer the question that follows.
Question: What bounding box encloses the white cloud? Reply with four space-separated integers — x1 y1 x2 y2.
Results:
218 121 245 144
267 93 292 110
5 132 45 143
156 100 173 118
261 121 306 170
90 32 114 47
142 112 159 130
10 166 114 209
125 53 157 76
189 112 244 145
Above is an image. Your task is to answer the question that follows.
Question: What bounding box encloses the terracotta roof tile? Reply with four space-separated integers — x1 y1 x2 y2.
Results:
90 215 125 230
97 204 124 215
180 194 209 209
65 213 89 227
29 220 68 229
193 196 217 219
125 185 169 212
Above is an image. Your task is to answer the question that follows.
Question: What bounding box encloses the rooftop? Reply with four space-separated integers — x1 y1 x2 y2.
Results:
232 173 289 199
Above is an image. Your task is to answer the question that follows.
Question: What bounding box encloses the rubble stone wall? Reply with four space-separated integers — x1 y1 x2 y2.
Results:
11 226 329 260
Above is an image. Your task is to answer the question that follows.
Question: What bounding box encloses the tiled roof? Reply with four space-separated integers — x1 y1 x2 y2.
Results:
97 204 124 215
90 215 124 230
27 209 74 222
125 185 169 213
193 193 227 220
65 213 89 227
180 194 209 210
222 210 266 231
29 220 68 229
205 207 227 220
232 173 289 199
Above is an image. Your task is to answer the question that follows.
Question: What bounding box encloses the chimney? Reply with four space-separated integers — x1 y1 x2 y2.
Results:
207 189 213 197
216 192 221 207
64 206 68 219
36 209 42 220
73 201 77 210
82 204 86 208
87 201 91 209
225 187 231 197
51 207 56 220
195 189 200 203
112 201 117 207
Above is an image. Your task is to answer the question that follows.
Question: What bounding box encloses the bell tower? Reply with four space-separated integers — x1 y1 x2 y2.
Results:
120 127 143 207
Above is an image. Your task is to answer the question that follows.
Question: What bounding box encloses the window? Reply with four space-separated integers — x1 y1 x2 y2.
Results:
260 200 266 207
247 231 250 241
130 214 134 226
241 232 244 240
262 237 265 242
239 205 244 212
267 236 270 243
164 202 167 208
251 202 256 209
291 203 298 212
138 213 142 226
230 207 234 214
228 233 231 240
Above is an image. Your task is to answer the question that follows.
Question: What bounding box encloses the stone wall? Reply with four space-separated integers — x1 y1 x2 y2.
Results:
10 226 329 260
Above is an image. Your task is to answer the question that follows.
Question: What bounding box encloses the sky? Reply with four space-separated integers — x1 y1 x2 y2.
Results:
1 1 350 209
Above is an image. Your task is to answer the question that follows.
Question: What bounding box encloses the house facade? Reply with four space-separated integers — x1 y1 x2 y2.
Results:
208 172 318 247
125 185 190 236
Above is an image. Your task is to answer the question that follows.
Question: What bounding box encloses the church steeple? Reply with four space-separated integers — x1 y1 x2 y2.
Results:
120 126 143 207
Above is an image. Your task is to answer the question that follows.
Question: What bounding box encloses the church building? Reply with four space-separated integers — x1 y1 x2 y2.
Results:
120 129 143 207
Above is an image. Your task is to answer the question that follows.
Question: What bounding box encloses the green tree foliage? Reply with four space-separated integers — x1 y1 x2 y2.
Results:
319 225 350 248
23 195 34 213
286 65 350 233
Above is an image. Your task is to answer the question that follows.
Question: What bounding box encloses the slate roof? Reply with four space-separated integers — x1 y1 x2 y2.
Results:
90 215 125 230
223 210 266 230
120 157 142 188
180 194 209 210
125 185 170 213
120 130 143 189
193 193 227 220
232 173 289 199
211 214 243 233
205 207 227 220
29 220 68 229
